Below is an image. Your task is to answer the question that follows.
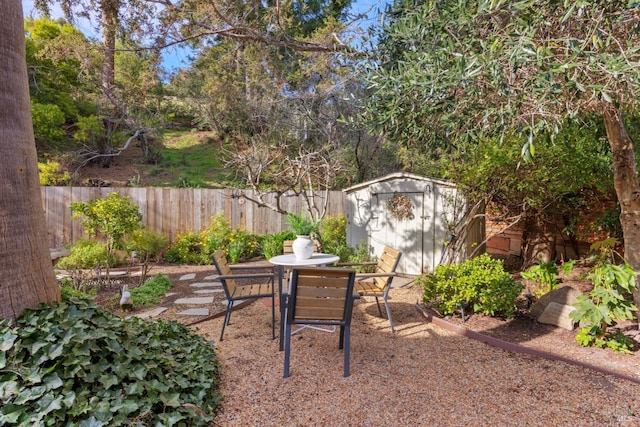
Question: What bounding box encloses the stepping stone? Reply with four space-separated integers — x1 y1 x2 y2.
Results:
177 308 210 316
128 307 167 320
194 289 223 294
204 275 219 280
190 282 222 288
174 297 214 305
179 273 196 281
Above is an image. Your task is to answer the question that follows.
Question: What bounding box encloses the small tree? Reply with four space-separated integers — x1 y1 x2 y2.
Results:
70 192 142 277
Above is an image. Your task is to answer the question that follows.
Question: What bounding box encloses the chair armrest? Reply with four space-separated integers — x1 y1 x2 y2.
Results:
336 261 377 267
355 272 397 279
229 264 274 271
217 273 274 280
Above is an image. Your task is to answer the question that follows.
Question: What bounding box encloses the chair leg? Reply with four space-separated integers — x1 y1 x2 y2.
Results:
339 325 345 349
343 326 351 377
220 301 234 342
279 293 288 351
383 296 395 333
283 322 292 378
271 293 276 340
374 297 383 317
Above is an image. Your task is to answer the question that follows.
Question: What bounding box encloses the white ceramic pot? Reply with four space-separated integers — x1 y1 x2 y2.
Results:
292 235 314 260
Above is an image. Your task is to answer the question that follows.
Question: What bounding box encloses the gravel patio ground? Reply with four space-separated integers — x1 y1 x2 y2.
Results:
188 283 640 426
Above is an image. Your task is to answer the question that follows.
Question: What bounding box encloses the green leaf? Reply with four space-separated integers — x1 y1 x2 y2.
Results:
0 404 24 424
0 331 18 351
44 372 63 390
160 392 182 407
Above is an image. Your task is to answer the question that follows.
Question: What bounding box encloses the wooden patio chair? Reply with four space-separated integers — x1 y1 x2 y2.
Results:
283 267 357 378
211 250 275 342
338 246 402 333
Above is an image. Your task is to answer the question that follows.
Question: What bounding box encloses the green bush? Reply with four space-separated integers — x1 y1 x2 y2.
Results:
73 115 104 145
0 298 221 425
258 231 296 259
130 274 172 307
55 239 119 293
165 232 209 265
521 256 575 297
55 239 110 271
319 215 347 254
124 229 168 264
70 192 143 277
200 214 231 256
38 159 71 186
225 229 259 262
417 253 523 317
31 102 66 147
59 277 95 301
166 215 260 264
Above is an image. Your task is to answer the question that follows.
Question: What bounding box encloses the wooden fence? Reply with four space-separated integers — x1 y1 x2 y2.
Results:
41 187 346 248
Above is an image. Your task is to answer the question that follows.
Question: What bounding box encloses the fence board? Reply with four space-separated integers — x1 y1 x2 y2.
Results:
41 187 346 247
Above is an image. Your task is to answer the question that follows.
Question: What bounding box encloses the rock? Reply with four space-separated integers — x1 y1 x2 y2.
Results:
530 286 582 319
537 301 577 330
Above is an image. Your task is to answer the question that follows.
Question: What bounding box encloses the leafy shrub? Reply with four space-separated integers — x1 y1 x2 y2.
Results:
73 115 104 145
319 215 346 254
59 277 95 301
570 241 637 354
55 239 110 271
71 192 143 271
130 274 172 306
55 239 115 291
200 214 231 256
520 257 575 297
417 253 523 317
258 231 296 259
335 241 377 271
165 232 209 265
225 229 259 262
31 102 66 147
38 159 71 186
124 228 168 282
0 298 221 425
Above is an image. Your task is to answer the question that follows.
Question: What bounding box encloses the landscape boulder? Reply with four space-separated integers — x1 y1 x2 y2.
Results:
530 286 583 330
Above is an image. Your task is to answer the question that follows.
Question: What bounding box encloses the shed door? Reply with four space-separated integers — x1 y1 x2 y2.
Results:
369 191 428 275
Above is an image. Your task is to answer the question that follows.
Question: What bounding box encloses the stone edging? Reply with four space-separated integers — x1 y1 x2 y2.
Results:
414 303 640 386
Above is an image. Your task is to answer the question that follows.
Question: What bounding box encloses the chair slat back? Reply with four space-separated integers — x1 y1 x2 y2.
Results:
289 267 356 323
212 250 237 295
373 246 402 290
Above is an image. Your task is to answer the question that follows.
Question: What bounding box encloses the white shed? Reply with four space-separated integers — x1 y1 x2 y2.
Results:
343 172 483 275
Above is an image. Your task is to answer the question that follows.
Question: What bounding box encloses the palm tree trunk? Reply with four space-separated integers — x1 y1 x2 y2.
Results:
0 0 60 320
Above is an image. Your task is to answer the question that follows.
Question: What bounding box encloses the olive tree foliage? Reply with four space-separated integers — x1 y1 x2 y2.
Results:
363 0 640 309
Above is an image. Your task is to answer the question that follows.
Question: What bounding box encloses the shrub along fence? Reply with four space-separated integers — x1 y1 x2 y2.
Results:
41 187 345 248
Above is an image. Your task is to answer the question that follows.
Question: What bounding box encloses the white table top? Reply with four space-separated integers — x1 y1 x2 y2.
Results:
269 253 340 267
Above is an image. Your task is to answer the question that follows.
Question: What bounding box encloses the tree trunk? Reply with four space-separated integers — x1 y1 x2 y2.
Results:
101 0 117 97
603 107 640 321
0 0 60 320
521 216 557 270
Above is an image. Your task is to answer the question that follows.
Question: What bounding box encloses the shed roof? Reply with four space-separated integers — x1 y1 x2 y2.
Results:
342 172 456 194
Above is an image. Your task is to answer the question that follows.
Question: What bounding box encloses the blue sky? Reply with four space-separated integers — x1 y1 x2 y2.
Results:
21 0 387 72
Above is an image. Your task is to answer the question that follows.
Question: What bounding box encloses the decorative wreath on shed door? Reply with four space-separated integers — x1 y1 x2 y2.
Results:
386 194 415 220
